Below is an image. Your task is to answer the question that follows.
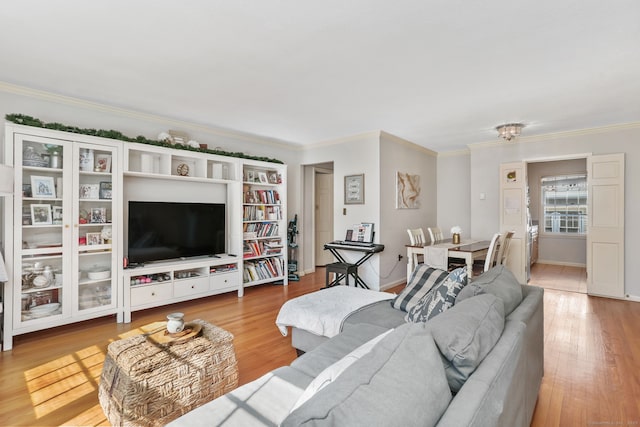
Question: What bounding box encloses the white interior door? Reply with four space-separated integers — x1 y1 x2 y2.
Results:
499 162 528 284
315 171 334 266
587 153 625 298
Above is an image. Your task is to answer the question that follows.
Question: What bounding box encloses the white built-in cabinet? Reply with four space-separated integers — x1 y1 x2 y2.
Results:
3 126 121 350
2 124 287 350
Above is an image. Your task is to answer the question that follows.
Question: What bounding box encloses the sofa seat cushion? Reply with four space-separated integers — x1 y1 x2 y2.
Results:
282 323 452 427
166 366 312 427
405 267 468 322
290 323 391 379
425 293 506 393
456 265 523 315
390 265 449 312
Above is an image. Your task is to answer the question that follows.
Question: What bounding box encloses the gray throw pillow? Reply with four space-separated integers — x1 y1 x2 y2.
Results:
425 293 505 393
391 265 449 312
456 265 523 315
405 267 468 322
281 323 452 427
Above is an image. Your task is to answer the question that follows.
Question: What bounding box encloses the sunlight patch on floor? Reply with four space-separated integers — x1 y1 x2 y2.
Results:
24 345 104 419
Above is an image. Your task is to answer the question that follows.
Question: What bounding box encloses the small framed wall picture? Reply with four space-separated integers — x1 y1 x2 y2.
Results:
99 181 112 199
86 232 103 246
258 172 268 183
344 174 365 204
94 153 112 173
30 176 56 198
31 204 53 225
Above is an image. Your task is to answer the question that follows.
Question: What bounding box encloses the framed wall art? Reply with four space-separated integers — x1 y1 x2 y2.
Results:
344 174 364 204
396 171 421 209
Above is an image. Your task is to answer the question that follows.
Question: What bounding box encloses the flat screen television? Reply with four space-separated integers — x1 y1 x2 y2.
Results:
128 201 226 264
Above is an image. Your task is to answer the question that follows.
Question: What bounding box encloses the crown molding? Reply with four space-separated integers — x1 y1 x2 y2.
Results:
0 81 301 150
437 148 470 158
380 131 438 157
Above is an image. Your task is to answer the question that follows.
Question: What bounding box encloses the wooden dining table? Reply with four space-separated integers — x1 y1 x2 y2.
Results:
405 238 492 279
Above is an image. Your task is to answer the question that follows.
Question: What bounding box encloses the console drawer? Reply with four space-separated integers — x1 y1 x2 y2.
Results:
174 276 209 297
211 272 238 292
130 282 173 307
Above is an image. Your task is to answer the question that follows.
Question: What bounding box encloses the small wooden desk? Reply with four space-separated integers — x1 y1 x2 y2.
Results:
406 239 491 279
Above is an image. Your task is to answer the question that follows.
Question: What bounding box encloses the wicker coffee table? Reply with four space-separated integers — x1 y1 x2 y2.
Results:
99 319 238 427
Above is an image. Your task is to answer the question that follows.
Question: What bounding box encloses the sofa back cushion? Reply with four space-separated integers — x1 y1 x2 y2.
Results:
456 265 523 315
391 265 449 312
282 323 452 427
425 293 505 393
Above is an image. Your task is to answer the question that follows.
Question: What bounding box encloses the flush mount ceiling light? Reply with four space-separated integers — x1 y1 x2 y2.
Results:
496 123 525 141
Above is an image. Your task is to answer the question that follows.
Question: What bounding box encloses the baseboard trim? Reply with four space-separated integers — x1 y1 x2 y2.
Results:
380 278 405 291
536 260 586 268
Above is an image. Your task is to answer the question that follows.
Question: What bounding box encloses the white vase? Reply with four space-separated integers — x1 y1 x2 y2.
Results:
166 312 185 334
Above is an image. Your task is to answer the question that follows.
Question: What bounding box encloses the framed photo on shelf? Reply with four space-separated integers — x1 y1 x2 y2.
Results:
79 183 99 199
267 171 279 184
30 204 53 225
99 181 112 199
52 206 63 224
30 176 56 198
90 207 107 223
258 172 268 183
344 174 365 204
86 232 103 246
95 153 112 173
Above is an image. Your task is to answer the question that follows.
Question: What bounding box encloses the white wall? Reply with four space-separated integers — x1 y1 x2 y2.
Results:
437 152 471 239
300 131 437 290
380 132 437 287
301 132 382 287
527 158 587 265
450 124 640 298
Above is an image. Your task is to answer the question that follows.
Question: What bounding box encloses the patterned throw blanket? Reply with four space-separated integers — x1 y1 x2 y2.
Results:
276 286 395 338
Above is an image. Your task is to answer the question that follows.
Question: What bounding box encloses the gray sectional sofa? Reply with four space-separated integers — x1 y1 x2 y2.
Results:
168 265 544 427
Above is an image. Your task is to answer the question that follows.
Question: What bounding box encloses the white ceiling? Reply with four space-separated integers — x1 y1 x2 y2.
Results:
1 1 639 152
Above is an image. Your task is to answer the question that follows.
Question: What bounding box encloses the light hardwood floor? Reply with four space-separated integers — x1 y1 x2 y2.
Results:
1 266 638 426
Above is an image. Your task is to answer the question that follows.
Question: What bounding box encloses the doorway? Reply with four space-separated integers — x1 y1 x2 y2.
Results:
527 159 587 293
301 162 335 273
315 167 334 266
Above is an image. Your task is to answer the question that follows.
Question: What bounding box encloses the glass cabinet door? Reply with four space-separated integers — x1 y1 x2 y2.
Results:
15 135 69 324
73 143 117 314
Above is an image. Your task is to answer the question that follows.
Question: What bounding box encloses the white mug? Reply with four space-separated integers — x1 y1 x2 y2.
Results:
166 312 185 334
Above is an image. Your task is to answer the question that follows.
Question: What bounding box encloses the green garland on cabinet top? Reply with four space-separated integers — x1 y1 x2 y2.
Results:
5 113 283 164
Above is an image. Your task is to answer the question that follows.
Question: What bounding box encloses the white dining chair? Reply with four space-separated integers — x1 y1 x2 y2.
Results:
427 227 443 242
407 228 427 267
483 233 502 272
496 231 514 266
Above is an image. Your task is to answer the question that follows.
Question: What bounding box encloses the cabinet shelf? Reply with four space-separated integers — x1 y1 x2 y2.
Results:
21 285 63 294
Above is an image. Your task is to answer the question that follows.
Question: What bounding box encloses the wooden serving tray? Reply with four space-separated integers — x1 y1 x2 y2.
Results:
147 322 203 345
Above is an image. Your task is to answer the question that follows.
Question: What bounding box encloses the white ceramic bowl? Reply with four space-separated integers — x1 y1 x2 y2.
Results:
29 302 61 316
32 275 50 288
88 270 111 280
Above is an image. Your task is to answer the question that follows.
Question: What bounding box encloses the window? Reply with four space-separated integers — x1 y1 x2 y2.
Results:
541 174 587 234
